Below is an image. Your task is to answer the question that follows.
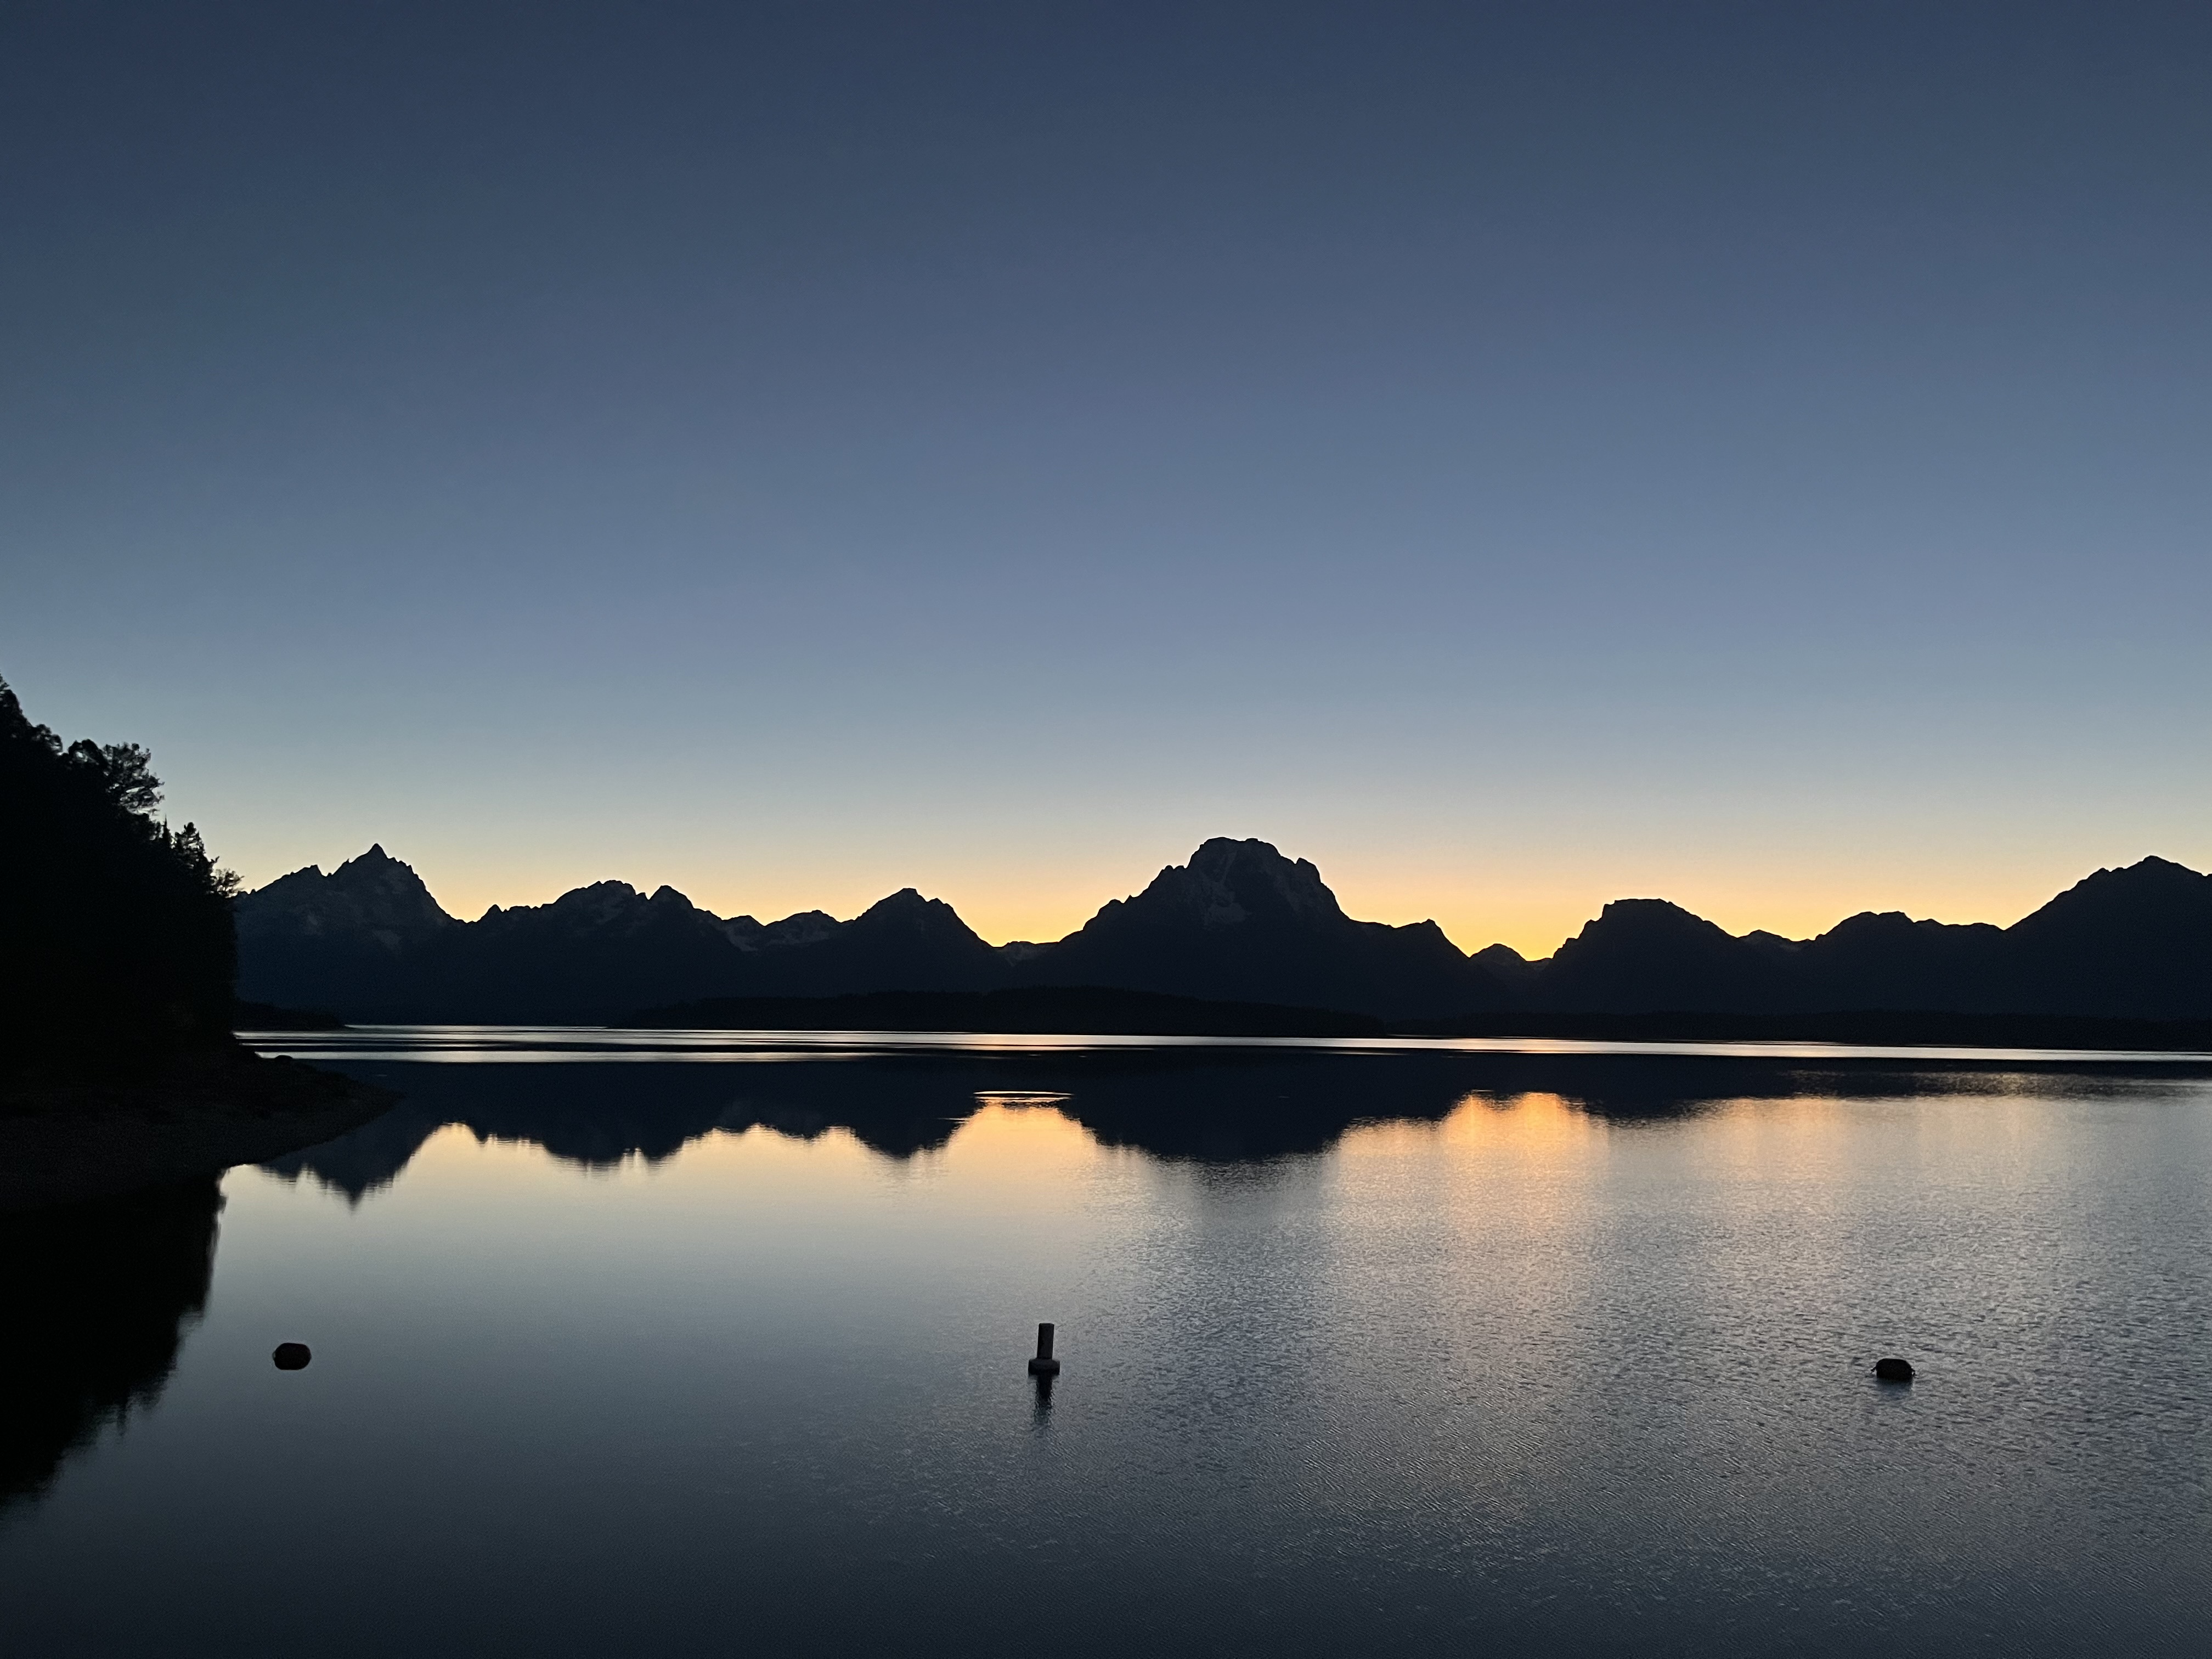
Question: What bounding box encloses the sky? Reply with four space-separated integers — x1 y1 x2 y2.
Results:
4 1 2208 956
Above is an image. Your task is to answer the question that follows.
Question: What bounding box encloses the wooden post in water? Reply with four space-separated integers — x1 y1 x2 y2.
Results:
1027 1322 1060 1376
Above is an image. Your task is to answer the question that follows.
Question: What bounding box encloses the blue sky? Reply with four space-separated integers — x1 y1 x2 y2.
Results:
5 2 2207 952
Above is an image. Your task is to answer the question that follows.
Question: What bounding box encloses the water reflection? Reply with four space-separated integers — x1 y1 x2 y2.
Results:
262 1043 2212 1200
0 1181 221 1512
7 1046 2211 1657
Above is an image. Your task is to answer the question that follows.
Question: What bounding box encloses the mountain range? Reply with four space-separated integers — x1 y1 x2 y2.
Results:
233 838 2212 1026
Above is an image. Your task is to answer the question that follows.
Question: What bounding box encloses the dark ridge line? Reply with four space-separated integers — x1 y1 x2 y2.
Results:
623 990 2212 1053
1395 1009 2212 1050
623 985 1387 1037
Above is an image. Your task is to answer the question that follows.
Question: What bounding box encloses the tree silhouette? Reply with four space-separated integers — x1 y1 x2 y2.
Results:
1 675 239 1063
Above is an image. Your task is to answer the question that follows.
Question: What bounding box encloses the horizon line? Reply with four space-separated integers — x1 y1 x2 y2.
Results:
249 840 2200 964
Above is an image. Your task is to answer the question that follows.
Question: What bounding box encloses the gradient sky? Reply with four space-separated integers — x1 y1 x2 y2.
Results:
5 2 2207 955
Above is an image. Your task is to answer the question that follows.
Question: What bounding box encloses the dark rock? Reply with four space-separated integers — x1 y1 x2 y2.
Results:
1872 1356 1915 1382
272 1342 312 1370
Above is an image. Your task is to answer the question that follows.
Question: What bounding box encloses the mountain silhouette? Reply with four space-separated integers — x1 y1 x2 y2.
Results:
731 888 1009 997
1992 856 2212 1018
1790 909 2006 1013
1534 899 1793 1013
238 859 1013 1021
1012 838 1500 1017
234 844 458 1013
235 840 2212 1026
415 881 760 1023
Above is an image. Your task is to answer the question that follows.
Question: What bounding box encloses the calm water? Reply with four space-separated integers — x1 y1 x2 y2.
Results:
5 1030 2210 1656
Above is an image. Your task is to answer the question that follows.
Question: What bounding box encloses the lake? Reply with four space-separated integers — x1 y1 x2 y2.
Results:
5 1029 2209 1656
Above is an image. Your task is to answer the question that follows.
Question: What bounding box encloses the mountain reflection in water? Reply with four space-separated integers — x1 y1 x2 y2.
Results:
258 1040 2209 1199
6 1037 2208 1658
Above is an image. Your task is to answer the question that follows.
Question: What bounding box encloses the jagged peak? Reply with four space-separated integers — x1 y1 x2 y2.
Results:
335 843 408 874
240 843 456 933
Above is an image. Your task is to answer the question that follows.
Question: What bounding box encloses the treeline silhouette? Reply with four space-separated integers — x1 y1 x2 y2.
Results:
1 676 236 1064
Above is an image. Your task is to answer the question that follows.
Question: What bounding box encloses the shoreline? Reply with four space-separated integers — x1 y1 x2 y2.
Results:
0 1047 396 1213
603 992 2212 1053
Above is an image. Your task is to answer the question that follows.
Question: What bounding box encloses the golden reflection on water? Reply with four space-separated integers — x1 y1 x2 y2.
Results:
1348 1090 1602 1157
309 1082 2112 1258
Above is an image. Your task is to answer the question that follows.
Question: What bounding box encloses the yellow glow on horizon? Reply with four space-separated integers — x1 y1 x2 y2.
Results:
401 860 2118 964
249 829 2193 967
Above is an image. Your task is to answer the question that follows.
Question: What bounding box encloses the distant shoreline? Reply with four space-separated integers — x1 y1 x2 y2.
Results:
622 985 1385 1037
1396 1008 2212 1052
616 988 2212 1054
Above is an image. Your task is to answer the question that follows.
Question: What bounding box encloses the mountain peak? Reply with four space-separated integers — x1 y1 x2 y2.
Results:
2011 855 2210 936
232 839 2212 1025
332 843 410 878
2086 854 2204 893
235 842 456 964
851 887 983 940
1159 837 1344 928
1540 898 1781 1013
1017 837 1492 1017
554 879 640 904
1578 898 1733 940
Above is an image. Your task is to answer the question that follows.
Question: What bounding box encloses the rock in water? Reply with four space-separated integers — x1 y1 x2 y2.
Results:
272 1342 312 1370
1873 1356 1915 1382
